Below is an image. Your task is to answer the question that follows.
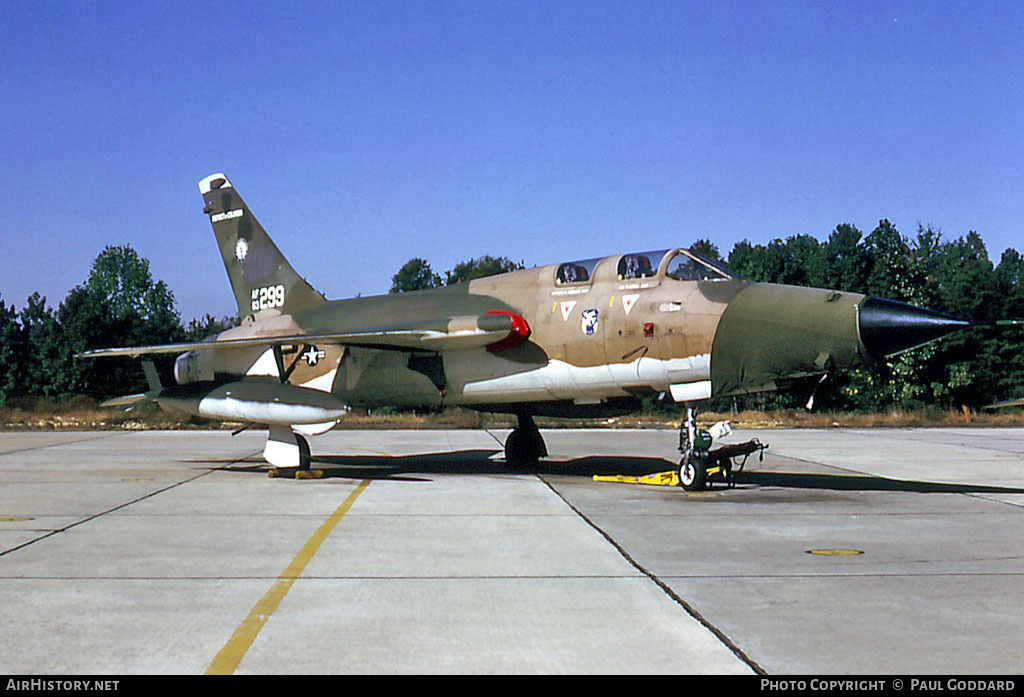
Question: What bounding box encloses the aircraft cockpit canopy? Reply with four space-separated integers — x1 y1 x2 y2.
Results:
555 257 601 285
555 248 736 285
666 249 735 281
617 251 660 280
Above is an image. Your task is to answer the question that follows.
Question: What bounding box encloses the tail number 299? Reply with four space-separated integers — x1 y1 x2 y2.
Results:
251 285 285 311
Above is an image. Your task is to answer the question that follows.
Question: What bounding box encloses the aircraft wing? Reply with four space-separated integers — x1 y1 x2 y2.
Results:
77 311 530 359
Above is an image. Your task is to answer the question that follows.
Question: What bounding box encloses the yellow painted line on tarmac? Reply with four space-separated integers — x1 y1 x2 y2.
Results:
593 471 684 487
205 479 371 675
593 471 678 486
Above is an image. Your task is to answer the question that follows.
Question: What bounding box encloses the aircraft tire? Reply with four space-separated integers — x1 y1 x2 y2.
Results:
297 434 311 471
504 429 539 469
679 455 707 491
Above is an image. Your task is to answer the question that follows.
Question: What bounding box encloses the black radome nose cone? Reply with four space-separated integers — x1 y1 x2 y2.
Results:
858 297 970 359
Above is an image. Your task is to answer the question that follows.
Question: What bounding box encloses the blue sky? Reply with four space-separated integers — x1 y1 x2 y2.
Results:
2 1 1022 322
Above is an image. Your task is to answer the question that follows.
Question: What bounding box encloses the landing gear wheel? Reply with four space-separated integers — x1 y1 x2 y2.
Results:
679 455 707 491
293 434 324 479
504 411 547 469
296 434 311 471
505 429 539 469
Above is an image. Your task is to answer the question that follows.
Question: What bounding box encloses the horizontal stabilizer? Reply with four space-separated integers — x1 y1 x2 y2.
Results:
99 392 153 408
983 398 1024 410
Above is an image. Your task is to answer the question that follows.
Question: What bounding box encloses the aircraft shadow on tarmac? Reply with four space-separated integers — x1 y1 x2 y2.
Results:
737 471 1024 495
212 449 680 482
202 450 1024 495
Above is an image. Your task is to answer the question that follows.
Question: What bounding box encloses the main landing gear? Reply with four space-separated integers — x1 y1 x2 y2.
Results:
265 425 320 478
504 411 548 468
677 406 768 491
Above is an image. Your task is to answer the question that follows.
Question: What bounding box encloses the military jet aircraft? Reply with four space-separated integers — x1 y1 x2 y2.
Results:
80 173 970 488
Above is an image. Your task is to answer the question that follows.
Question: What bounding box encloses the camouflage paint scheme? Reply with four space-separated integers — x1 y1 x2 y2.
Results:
193 174 869 414
80 173 965 470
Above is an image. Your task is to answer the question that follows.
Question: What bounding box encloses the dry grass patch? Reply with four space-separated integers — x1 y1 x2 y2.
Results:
4 397 1024 431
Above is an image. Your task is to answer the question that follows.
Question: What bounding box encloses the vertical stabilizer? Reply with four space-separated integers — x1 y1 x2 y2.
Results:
199 173 325 317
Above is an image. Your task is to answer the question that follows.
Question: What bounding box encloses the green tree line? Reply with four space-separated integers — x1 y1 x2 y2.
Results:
0 245 235 405
3 225 1022 412
711 221 1024 412
389 255 525 292
399 224 1024 412
0 248 527 406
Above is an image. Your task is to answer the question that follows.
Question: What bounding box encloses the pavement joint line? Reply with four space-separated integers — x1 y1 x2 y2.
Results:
587 511 1018 517
773 449 1007 480
832 429 1024 454
0 449 263 559
536 474 767 676
962 493 1024 510
0 431 134 458
93 512 575 518
204 479 371 676
767 453 1024 507
5 571 1024 581
482 428 507 448
0 573 648 580
762 452 894 477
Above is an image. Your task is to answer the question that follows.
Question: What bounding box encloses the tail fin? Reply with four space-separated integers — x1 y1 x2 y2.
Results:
199 173 326 318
